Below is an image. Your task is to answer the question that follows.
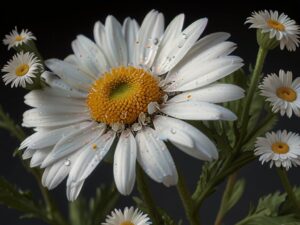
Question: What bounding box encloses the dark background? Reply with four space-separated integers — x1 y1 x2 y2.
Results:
1 0 300 224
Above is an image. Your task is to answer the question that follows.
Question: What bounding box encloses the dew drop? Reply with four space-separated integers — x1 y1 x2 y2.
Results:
170 128 176 134
182 33 188 39
64 159 71 166
153 38 159 45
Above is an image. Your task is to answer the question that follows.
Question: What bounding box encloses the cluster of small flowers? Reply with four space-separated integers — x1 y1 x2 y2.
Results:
2 27 43 88
247 10 300 171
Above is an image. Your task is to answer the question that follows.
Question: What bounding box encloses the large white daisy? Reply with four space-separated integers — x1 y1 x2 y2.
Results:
102 207 151 225
3 27 36 50
20 10 244 201
259 70 300 118
255 130 300 170
2 52 42 88
246 10 300 51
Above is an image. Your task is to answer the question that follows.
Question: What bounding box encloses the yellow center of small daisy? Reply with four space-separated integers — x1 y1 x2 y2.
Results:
15 35 24 41
271 142 289 154
267 19 285 31
15 64 30 76
120 221 134 225
87 66 163 125
276 87 297 102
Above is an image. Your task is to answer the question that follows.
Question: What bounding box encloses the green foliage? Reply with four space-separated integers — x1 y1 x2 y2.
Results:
223 179 245 215
69 184 119 225
235 191 300 225
0 177 47 221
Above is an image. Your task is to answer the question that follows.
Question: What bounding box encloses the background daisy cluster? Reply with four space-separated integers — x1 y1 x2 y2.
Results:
0 1 300 225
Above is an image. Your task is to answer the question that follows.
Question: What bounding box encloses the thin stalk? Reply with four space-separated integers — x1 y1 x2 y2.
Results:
214 173 237 225
136 166 161 225
177 172 200 225
276 168 300 213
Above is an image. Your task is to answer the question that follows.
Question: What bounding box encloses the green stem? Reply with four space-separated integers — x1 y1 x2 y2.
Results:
238 47 268 146
177 172 200 225
136 166 161 225
276 168 300 213
214 173 237 225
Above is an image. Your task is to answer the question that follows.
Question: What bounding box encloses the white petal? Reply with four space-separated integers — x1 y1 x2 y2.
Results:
123 18 139 64
168 83 244 103
136 127 178 186
133 11 164 68
160 101 237 121
67 131 115 184
105 16 128 67
41 122 105 168
67 180 85 201
30 148 51 167
45 59 93 91
41 71 88 97
22 109 90 128
114 129 137 195
153 115 218 160
164 56 243 92
152 18 207 75
72 35 108 77
93 21 106 47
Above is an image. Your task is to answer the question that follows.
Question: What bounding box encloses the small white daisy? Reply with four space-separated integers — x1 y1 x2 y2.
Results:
3 27 36 50
259 70 300 118
2 52 42 88
246 10 300 51
20 10 244 201
102 207 151 225
255 130 300 170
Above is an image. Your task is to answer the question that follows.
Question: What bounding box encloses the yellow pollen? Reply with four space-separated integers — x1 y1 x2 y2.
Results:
276 87 297 102
15 35 24 41
87 66 163 125
271 142 289 154
267 19 285 31
15 64 29 76
120 221 134 225
92 144 97 150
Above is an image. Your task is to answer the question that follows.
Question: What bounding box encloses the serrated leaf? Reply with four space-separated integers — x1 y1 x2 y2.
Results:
0 177 46 220
255 192 286 216
236 215 300 225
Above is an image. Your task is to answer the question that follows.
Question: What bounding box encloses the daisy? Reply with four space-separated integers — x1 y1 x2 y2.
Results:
259 70 300 118
245 10 300 51
2 52 42 88
20 10 244 201
3 27 36 50
102 207 151 225
254 130 300 170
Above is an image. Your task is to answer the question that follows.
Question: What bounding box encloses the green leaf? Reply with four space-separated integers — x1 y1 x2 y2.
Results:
254 192 286 216
236 215 300 225
0 177 47 220
69 184 119 225
225 179 246 214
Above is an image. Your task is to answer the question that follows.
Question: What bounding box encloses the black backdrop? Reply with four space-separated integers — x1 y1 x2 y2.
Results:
1 0 300 224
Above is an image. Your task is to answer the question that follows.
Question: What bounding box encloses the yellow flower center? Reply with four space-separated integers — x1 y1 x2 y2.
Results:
87 66 163 125
15 64 30 76
120 221 134 225
271 142 289 154
267 19 285 31
15 35 24 41
276 87 297 102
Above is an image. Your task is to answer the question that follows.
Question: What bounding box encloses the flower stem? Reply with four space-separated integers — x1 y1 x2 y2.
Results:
177 172 200 225
238 47 268 143
214 173 237 225
136 165 161 225
276 167 300 213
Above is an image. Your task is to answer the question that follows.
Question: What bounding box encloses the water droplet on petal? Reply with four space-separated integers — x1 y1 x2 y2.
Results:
153 38 159 45
170 128 176 134
64 159 71 166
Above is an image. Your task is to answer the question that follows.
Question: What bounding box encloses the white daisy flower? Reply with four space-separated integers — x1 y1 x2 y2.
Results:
3 27 36 50
245 10 300 51
259 70 300 118
102 207 151 225
255 130 300 170
20 10 244 201
2 52 42 88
